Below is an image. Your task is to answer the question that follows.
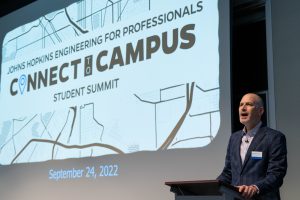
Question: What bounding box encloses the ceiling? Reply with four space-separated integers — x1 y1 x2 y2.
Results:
0 0 266 22
0 0 36 18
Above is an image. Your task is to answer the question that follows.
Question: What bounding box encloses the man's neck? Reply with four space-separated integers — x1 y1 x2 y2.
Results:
244 121 262 133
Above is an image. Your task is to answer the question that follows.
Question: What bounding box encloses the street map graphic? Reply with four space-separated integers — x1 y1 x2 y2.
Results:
0 0 220 165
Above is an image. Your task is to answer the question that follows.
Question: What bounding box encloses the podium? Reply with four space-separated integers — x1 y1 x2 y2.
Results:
165 180 244 200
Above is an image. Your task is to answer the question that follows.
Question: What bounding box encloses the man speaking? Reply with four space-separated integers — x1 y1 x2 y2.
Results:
217 93 287 200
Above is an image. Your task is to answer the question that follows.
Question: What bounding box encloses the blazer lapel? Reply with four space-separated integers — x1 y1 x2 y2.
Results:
241 126 267 171
235 131 244 171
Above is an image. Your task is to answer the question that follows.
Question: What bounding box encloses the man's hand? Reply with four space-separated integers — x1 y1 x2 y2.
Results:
237 185 258 199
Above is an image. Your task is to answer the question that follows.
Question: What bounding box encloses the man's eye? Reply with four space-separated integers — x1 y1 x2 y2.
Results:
240 103 254 107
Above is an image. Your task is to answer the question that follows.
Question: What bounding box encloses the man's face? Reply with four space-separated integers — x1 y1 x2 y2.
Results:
239 94 264 130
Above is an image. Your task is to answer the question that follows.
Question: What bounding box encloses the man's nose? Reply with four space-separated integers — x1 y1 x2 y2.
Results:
241 105 247 110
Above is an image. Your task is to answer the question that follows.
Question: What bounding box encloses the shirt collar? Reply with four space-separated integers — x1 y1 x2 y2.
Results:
242 121 262 137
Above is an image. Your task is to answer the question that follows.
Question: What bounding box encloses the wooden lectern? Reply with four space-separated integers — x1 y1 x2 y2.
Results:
165 180 244 200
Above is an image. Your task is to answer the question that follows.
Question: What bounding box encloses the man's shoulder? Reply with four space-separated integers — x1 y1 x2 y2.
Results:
230 126 285 139
260 126 286 138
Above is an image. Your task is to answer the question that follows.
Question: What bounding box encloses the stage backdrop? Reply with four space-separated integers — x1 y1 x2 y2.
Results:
0 0 231 199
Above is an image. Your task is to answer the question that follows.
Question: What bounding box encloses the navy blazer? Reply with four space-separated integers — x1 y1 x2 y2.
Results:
218 125 287 200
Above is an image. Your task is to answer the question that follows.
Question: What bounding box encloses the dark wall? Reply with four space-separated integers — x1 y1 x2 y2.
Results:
232 19 268 131
268 0 300 199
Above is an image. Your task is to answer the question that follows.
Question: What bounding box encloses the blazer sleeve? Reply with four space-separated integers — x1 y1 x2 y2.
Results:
254 131 287 194
217 135 233 184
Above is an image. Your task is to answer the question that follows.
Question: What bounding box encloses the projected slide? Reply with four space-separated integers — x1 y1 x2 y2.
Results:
0 0 220 165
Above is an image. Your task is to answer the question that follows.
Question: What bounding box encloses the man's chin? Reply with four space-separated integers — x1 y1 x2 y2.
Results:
239 119 248 125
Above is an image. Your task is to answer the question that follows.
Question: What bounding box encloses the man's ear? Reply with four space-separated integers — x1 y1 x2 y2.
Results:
259 107 264 116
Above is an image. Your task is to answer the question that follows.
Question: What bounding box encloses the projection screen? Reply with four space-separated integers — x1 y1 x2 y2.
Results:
0 0 231 199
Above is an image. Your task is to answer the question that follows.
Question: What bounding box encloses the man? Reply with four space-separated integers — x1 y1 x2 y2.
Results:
217 93 287 200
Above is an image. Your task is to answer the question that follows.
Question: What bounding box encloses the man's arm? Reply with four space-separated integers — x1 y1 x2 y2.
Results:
254 131 287 194
217 136 232 184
